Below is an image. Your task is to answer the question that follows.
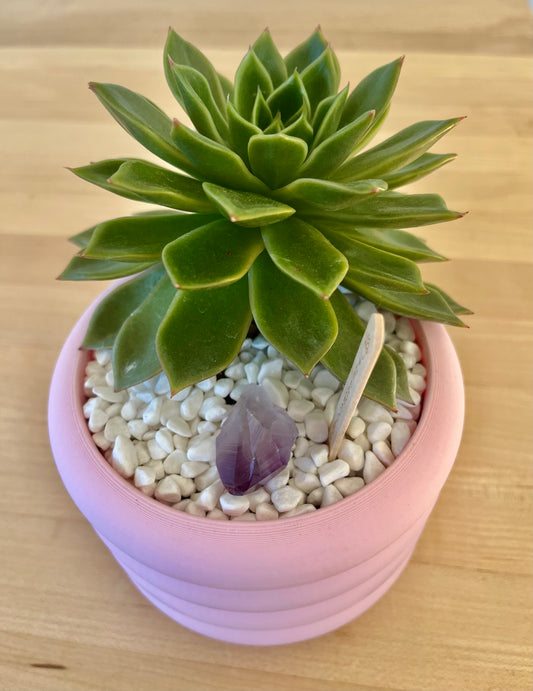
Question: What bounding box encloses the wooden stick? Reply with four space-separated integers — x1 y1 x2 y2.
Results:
328 313 385 460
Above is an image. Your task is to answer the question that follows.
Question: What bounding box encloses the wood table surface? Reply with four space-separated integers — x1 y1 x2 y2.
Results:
1 1 531 689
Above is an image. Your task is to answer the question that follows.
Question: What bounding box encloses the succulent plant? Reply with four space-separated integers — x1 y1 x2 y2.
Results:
60 28 470 409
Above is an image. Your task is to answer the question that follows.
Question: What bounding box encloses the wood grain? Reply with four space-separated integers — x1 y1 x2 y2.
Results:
1 1 531 689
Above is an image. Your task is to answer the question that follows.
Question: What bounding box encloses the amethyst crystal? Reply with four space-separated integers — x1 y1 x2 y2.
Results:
216 384 298 495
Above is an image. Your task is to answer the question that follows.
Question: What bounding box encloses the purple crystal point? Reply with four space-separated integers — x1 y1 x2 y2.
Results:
216 384 298 495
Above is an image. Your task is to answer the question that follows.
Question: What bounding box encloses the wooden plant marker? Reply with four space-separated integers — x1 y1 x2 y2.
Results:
328 313 385 460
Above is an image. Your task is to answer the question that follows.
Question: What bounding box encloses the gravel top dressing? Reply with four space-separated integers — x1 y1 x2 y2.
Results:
82 299 426 520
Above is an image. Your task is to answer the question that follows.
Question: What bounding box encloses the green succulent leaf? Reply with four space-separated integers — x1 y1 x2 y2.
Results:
385 345 413 403
284 27 330 75
113 272 176 389
217 72 234 101
324 231 426 294
280 111 314 146
300 46 341 113
58 256 156 281
249 251 338 373
333 118 464 182
261 217 348 298
164 28 228 113
83 212 219 262
162 218 264 288
88 82 198 175
298 110 375 178
252 29 288 88
233 49 274 120
251 87 273 129
321 290 397 410
314 191 463 229
166 62 229 142
263 112 283 134
108 160 216 212
171 120 267 192
202 182 295 227
226 102 262 164
344 280 467 327
82 264 166 349
157 276 252 394
311 86 348 149
248 133 308 189
266 71 311 125
382 152 457 189
275 178 386 211
426 283 473 315
69 159 147 201
347 227 447 263
340 56 404 145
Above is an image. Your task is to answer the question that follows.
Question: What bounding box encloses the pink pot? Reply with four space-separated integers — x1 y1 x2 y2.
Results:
48 291 464 646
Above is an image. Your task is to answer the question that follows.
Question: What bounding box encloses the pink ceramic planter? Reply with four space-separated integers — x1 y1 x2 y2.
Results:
48 291 464 646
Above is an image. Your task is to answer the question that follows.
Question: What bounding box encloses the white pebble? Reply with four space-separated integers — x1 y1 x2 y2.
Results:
110 435 138 478
408 373 427 393
307 487 324 506
105 369 114 387
134 441 150 464
225 362 246 380
312 369 340 391
281 504 317 518
355 299 377 321
200 395 228 422
154 373 170 395
92 386 126 404
219 492 250 517
92 432 111 450
166 415 192 437
180 389 204 420
214 377 234 397
321 484 344 507
363 451 386 483
232 512 256 522
318 459 350 486
88 407 108 433
244 362 259 384
176 476 195 497
255 503 279 521
287 398 315 422
172 385 192 402
304 410 329 443
180 461 210 478
142 396 164 426
293 471 321 493
396 317 415 341
373 440 395 467
229 381 247 401
294 456 317 473
337 439 364 471
194 465 220 491
324 393 340 425
106 402 122 418
311 386 334 408
252 335 269 349
155 428 174 454
247 487 270 511
297 377 314 400
104 416 129 442
120 399 138 421
261 377 289 409
258 358 284 384
309 444 329 467
366 421 392 444
206 508 229 521
334 476 365 497
264 465 290 491
197 420 217 435
354 433 371 452
187 435 216 463
358 398 394 425
194 480 225 511
271 486 305 513
83 396 107 418
95 349 112 366
147 437 167 460
127 419 148 440
145 459 165 480
412 363 427 377
391 421 412 456
346 416 365 439
196 376 216 392
283 370 303 389
292 437 310 458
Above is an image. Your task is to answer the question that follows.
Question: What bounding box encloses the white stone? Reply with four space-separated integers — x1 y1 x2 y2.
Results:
367 421 393 444
196 376 216 392
354 433 371 452
363 451 386 483
232 512 257 522
252 335 269 349
321 484 344 507
318 459 350 486
194 465 220 491
264 465 290 491
283 369 303 389
219 492 250 517
200 395 228 422
346 416 365 439
111 435 138 478
261 377 289 409
134 441 150 464
104 416 130 442
312 369 340 391
391 421 412 456
95 349 112 366
294 456 317 473
396 317 415 341
225 362 246 380
324 393 340 425
229 381 247 401
311 386 334 408
401 340 422 361
337 439 364 471
166 415 192 437
206 508 229 521
92 386 126 404
197 420 217 435
172 385 192 402
155 428 174 454
145 459 165 480
187 435 216 463
293 471 321 493
176 476 195 497
83 396 107 418
373 440 395 467
142 396 164 426
412 363 427 378
247 487 270 511
281 504 317 518
355 299 377 321
127 419 148 440
271 486 305 513
92 432 111 450
408 373 427 393
154 373 171 395
258 358 284 384
106 402 122 418
307 487 324 507
180 389 204 420
88 407 108 433
105 369 114 387
255 502 279 521
147 437 167 461
309 444 329 467
244 362 259 384
292 437 310 458
214 377 234 398
120 399 138 422
180 461 210 478
334 476 365 497
296 377 314 400
287 398 315 422
304 410 329 443
358 398 394 425
195 480 225 512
